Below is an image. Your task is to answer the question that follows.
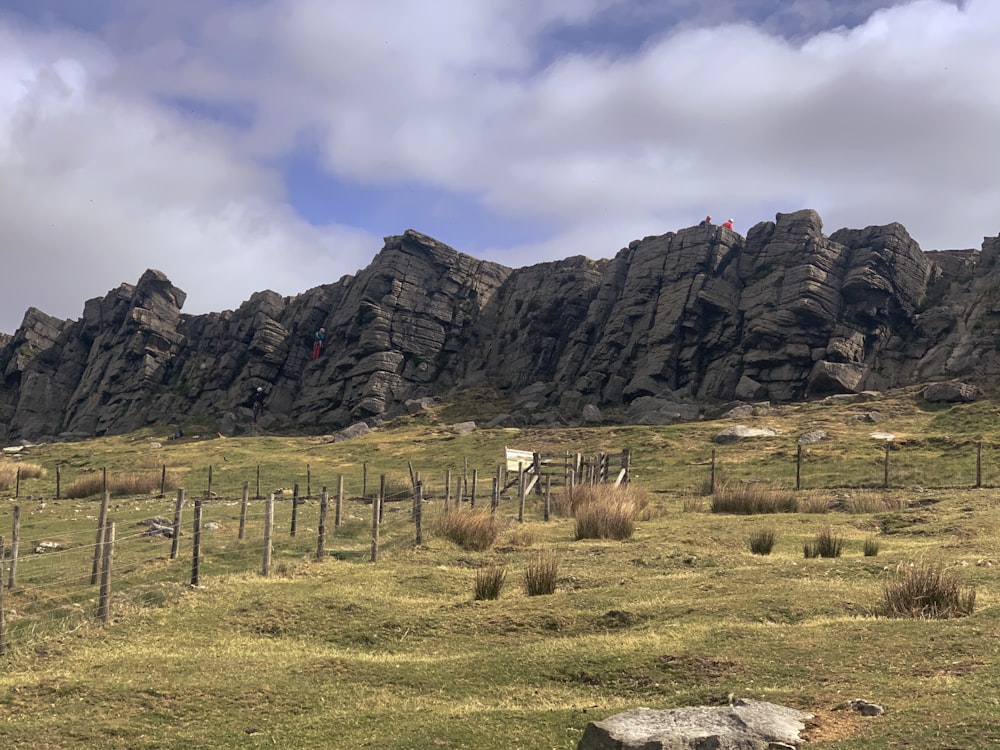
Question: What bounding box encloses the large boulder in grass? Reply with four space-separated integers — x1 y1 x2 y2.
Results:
712 425 780 444
921 381 980 403
577 699 814 750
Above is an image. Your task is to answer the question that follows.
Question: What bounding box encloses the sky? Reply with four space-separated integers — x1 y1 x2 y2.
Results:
1 0 997 334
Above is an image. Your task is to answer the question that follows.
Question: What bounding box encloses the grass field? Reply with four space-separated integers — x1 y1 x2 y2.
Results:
2 387 1000 748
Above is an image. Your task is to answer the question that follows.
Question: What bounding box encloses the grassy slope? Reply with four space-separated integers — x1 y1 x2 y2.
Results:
2 389 1000 748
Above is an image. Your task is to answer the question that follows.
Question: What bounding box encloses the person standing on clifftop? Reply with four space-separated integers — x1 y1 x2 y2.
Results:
699 215 712 227
311 327 325 360
722 218 734 230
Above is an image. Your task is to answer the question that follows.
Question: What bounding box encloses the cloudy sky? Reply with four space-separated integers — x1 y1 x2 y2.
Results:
1 0 996 334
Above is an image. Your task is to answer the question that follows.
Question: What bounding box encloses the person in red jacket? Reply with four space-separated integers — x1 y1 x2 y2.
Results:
722 218 734 230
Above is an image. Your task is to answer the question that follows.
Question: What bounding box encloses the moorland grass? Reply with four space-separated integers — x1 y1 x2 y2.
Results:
0 460 46 490
3 388 1000 748
435 506 502 550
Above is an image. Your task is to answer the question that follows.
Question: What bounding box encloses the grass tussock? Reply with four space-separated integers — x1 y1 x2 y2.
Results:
473 564 506 600
524 550 558 596
797 494 832 514
845 490 908 514
877 562 976 619
570 484 650 541
804 526 843 558
864 536 881 557
434 507 501 551
0 461 47 489
748 527 777 555
711 481 798 515
63 469 181 499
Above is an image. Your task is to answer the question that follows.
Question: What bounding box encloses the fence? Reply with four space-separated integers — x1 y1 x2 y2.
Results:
0 457 582 655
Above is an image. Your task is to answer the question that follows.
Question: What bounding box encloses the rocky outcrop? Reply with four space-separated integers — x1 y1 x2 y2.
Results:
1 213 999 441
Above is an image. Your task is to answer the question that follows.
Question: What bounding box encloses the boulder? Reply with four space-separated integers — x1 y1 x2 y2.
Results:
735 375 768 401
334 422 371 442
922 381 980 403
451 421 476 435
712 426 780 444
581 404 603 424
576 699 814 750
798 430 828 444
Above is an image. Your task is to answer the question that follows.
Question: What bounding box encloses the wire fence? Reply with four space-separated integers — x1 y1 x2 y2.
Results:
0 462 570 655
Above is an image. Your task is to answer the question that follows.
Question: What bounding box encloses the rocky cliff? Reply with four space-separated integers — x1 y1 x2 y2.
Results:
2 210 999 441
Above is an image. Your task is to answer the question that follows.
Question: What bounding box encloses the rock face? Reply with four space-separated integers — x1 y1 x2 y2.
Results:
576 699 814 750
1 212 999 441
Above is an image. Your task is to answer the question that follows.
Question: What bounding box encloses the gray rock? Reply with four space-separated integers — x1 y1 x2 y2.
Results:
3 210 1000 441
922 381 980 403
798 429 828 444
581 404 603 424
713 425 780 444
577 699 814 750
848 699 885 717
334 422 371 442
450 421 476 435
735 375 768 401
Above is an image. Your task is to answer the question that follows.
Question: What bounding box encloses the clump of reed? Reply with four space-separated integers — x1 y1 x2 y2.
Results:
434 507 501 551
473 564 506 601
803 526 843 558
710 481 798 515
63 469 181 499
876 562 976 619
748 527 777 555
569 484 650 541
524 550 559 596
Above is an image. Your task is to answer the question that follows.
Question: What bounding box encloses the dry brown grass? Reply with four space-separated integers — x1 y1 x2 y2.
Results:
877 561 976 619
62 469 181 499
434 507 502 551
473 564 506 600
523 550 558 596
570 484 650 540
0 460 46 490
710 481 798 514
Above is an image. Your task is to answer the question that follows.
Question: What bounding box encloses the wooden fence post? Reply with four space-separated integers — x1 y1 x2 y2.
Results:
491 476 499 513
518 464 526 523
977 441 983 489
261 493 274 576
414 481 424 546
316 488 328 560
170 489 184 560
56 466 61 499
256 464 261 500
883 443 891 489
371 478 382 563
336 475 344 528
97 522 115 623
620 449 631 486
15 468 19 499
363 462 368 500
544 476 551 522
91 491 110 585
568 469 575 504
532 453 542 495
290 483 300 537
207 465 213 499
471 469 478 508
379 474 385 523
796 444 802 491
191 499 202 586
102 466 107 495
238 482 249 541
8 506 20 589
444 469 452 513
160 464 166 497
307 464 311 499
0 537 5 654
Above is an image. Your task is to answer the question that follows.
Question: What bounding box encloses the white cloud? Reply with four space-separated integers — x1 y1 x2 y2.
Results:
0 20 378 332
1 0 998 333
